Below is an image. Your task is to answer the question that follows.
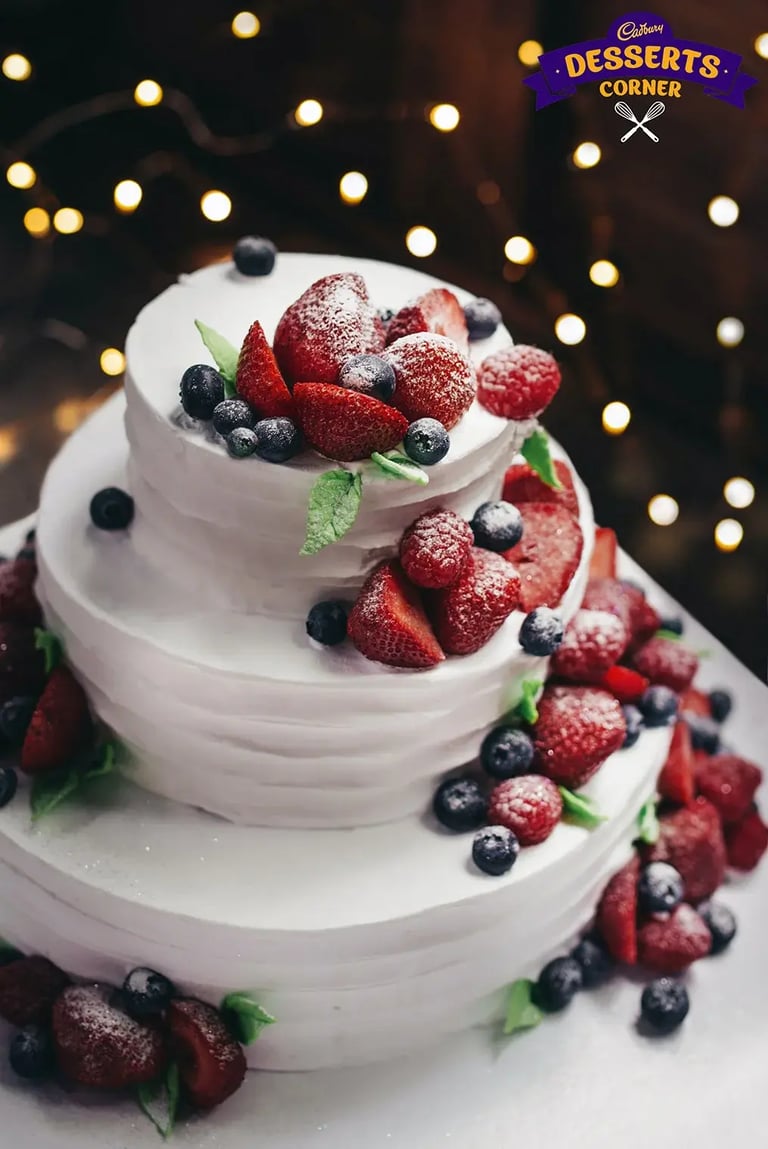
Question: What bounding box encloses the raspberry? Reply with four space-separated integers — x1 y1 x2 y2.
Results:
533 684 626 789
550 608 628 682
630 636 699 692
382 333 475 430
477 344 561 420
399 509 473 589
487 775 563 845
645 798 726 902
694 754 762 824
637 904 712 973
725 809 768 871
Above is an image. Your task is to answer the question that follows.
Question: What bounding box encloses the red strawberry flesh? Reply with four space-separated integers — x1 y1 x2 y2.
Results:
503 503 583 611
293 382 408 462
53 985 167 1089
598 665 649 704
533 684 626 788
596 855 640 964
427 547 521 655
21 665 91 773
235 319 295 418
588 527 618 579
382 333 475 430
502 459 578 515
657 721 696 805
169 997 247 1110
386 288 468 352
348 561 445 669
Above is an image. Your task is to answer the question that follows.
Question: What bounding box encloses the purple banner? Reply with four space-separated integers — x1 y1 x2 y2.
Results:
524 10 756 109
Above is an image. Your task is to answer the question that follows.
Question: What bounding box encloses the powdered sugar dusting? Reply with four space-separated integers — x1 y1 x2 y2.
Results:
382 333 475 429
171 998 244 1071
533 685 626 787
551 608 628 680
53 985 165 1086
399 508 473 589
428 547 521 655
348 561 444 668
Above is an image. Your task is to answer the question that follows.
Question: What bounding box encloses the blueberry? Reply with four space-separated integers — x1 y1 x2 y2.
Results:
519 607 564 656
639 685 678 727
226 427 258 458
122 967 176 1018
90 487 134 531
253 417 303 463
338 354 396 401
403 418 450 466
0 696 36 747
16 548 35 563
698 900 737 954
471 825 519 875
9 1025 55 1079
637 862 684 915
180 364 225 420
682 712 720 754
233 235 277 277
463 298 502 341
306 601 348 647
433 777 487 832
534 956 583 1011
659 615 684 636
212 399 255 437
378 307 395 324
25 529 36 546
708 689 732 724
640 977 689 1034
0 767 18 809
470 501 523 552
621 703 644 748
480 726 534 779
570 936 613 988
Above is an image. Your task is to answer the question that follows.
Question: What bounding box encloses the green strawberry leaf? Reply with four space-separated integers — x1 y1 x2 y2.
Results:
194 319 238 397
520 428 562 490
137 1060 180 1140
220 992 276 1045
503 979 543 1036
655 629 682 642
559 787 607 829
300 469 364 555
30 742 119 822
636 797 660 845
369 451 429 486
34 628 63 675
503 677 543 725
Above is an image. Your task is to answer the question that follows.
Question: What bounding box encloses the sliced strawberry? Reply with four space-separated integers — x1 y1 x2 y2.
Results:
386 288 468 352
348 561 445 669
503 503 583 611
235 320 295 418
596 855 640 964
550 608 628 682
637 904 712 973
502 459 578 515
427 548 521 655
53 985 167 1090
0 956 70 1026
725 808 768 871
477 345 561 420
0 559 41 627
657 721 696 805
695 754 762 825
646 797 726 902
293 382 408 462
630 636 698 692
168 998 247 1109
589 527 617 579
20 665 91 773
598 665 650 704
679 688 711 717
532 684 626 789
0 622 47 706
382 333 475 429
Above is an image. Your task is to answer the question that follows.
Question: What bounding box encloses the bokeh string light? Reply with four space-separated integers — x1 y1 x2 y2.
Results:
602 401 631 435
52 208 84 235
113 179 143 213
589 259 620 288
405 226 437 257
339 171 368 204
572 142 601 169
134 79 163 107
428 103 460 132
2 53 31 81
648 495 679 527
714 518 743 552
554 313 586 345
294 99 324 127
200 190 232 222
6 161 37 189
723 477 755 509
716 317 744 347
99 348 126 376
231 11 261 39
517 40 543 67
504 235 536 265
707 195 739 227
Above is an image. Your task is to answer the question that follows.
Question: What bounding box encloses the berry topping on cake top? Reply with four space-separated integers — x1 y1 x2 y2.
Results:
386 287 469 352
348 560 445 669
533 684 626 789
293 382 408 462
382 333 475 429
477 344 561 421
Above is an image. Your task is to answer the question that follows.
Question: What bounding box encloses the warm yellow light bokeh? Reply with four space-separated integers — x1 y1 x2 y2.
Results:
2 54 32 81
602 401 631 435
23 207 50 237
572 142 601 169
714 518 743 552
504 235 536 264
428 103 460 131
339 171 368 204
708 195 739 227
648 494 679 526
518 40 543 66
294 99 323 126
405 226 437 257
716 317 744 347
6 161 36 189
53 208 84 235
134 79 163 107
114 179 143 212
554 313 586 345
590 259 620 287
723 477 754 509
754 33 768 58
200 190 232 221
232 11 261 38
100 348 126 376
0 427 18 464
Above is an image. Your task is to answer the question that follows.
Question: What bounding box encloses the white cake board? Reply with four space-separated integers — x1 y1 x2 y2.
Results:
1 514 766 1148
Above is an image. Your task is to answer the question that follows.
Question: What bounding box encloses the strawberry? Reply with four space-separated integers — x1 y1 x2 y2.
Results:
596 855 640 964
725 809 768 871
637 904 712 973
550 608 628 682
0 559 41 627
581 577 633 631
532 684 626 788
235 320 295 419
503 503 584 611
53 985 166 1090
695 754 762 824
427 548 521 655
487 774 563 846
589 527 618 579
348 561 444 669
626 595 662 651
502 459 578 515
646 798 726 902
477 345 561 420
20 665 91 774
292 382 408 462
382 333 475 429
0 956 70 1026
386 288 468 352
168 998 247 1109
399 509 473 589
630 636 698 692
273 272 385 385
0 622 47 706
679 688 711 717
657 721 696 805
598 665 649 704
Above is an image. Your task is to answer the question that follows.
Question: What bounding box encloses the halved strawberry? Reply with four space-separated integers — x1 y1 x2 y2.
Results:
679 688 711 717
695 754 762 825
657 721 695 805
235 320 295 418
20 665 91 773
589 527 617 579
725 808 768 871
386 288 468 352
0 559 41 627
596 855 640 964
646 797 726 902
637 904 712 973
598 665 649 704
53 985 167 1090
348 561 445 669
168 998 247 1109
0 956 70 1026
533 684 626 788
293 382 408 462
427 548 521 655
502 459 578 515
382 333 475 429
503 503 583 610
630 636 698 692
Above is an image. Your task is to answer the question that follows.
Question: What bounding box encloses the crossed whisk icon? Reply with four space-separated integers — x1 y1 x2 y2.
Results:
615 101 665 142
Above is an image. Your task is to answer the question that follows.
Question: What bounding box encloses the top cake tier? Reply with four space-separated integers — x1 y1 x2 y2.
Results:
124 254 533 617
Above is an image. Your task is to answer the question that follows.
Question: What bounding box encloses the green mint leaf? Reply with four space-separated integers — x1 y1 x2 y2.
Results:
30 769 81 822
503 677 543 725
137 1061 180 1140
503 979 543 1036
194 319 238 396
696 648 713 659
300 469 363 555
221 992 276 1045
87 741 118 780
369 451 429 486
521 428 562 490
636 797 660 845
559 787 608 829
655 629 682 642
34 628 63 675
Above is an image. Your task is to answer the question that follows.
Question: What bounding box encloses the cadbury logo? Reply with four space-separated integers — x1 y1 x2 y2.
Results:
617 21 665 41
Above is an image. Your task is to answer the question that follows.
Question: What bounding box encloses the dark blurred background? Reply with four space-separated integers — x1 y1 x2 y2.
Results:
1 0 766 674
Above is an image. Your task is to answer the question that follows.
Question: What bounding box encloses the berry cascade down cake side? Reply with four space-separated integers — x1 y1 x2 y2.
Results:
0 241 765 1128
